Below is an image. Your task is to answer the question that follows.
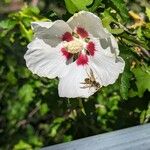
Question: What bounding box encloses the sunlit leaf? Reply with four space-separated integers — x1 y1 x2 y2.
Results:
0 19 16 29
65 0 93 14
146 7 150 21
132 65 150 97
13 140 32 150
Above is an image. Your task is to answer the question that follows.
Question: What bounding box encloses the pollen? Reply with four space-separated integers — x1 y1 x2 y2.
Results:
64 39 83 54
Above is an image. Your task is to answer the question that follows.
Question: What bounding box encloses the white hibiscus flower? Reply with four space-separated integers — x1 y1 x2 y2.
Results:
24 11 125 98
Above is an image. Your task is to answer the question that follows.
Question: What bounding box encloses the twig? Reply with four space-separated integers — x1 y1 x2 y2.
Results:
17 105 39 127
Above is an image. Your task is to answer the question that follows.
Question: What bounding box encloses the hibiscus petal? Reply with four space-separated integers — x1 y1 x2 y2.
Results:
89 51 125 86
58 63 97 98
67 11 109 39
32 20 72 47
24 38 69 78
91 37 119 57
31 21 53 30
102 28 119 56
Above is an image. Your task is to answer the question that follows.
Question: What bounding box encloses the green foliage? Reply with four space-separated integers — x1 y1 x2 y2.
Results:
13 140 32 150
146 7 150 20
65 0 93 14
101 8 124 34
0 0 150 150
0 19 16 30
140 102 150 124
111 0 129 21
120 68 132 100
132 65 150 97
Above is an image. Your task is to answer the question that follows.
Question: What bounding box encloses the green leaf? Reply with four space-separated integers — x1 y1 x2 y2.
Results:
49 118 65 137
89 0 102 12
132 65 150 97
13 140 32 150
19 22 33 41
6 71 17 85
65 0 93 14
22 6 40 15
39 103 49 116
137 27 143 39
140 103 150 123
64 0 78 14
146 7 150 21
143 26 150 39
6 84 35 123
120 69 132 99
111 0 129 21
102 8 124 34
19 84 35 102
0 19 16 30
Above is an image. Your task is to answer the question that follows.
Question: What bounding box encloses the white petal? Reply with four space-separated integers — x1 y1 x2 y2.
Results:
67 11 109 39
89 51 125 86
102 28 119 56
90 36 119 58
58 63 98 98
31 21 53 30
32 20 72 47
24 38 68 78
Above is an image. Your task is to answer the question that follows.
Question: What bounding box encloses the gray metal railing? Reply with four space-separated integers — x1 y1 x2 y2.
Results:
42 123 150 150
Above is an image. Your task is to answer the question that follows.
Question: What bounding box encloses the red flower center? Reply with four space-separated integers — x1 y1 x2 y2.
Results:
76 27 89 38
60 27 96 66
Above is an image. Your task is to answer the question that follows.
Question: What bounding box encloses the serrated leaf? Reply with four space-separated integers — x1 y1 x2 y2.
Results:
132 65 150 97
120 69 132 99
111 0 129 21
65 0 93 14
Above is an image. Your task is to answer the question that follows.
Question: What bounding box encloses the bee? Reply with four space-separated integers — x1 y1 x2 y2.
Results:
80 69 100 90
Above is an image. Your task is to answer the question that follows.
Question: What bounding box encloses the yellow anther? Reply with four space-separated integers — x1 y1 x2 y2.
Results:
64 39 83 54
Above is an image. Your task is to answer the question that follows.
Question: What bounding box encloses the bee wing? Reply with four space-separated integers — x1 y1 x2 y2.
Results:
80 82 87 84
86 69 91 78
80 85 92 89
89 68 97 81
